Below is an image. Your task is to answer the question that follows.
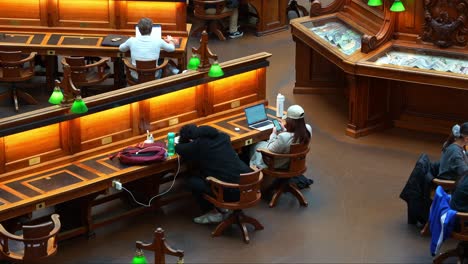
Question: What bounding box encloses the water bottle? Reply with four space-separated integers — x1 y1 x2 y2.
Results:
276 93 284 117
167 132 175 157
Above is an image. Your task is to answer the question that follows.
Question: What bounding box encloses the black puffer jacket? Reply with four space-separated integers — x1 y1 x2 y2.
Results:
175 125 251 183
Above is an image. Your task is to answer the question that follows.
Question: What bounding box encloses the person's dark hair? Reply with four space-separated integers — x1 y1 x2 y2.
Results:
284 117 311 145
137 17 153 36
179 124 198 144
442 122 468 151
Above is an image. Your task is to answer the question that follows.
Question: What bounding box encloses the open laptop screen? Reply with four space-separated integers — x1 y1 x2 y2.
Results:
135 24 162 39
244 104 268 125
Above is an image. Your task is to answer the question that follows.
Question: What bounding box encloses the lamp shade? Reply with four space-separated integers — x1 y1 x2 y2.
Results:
367 0 383 6
187 55 200 70
390 0 405 12
70 95 88 114
48 86 64 105
208 61 224 78
132 250 148 264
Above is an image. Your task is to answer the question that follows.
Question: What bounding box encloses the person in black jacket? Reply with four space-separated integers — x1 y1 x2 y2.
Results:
451 172 468 212
175 124 252 224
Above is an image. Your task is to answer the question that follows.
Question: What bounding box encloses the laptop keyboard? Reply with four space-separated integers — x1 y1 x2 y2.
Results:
251 120 272 128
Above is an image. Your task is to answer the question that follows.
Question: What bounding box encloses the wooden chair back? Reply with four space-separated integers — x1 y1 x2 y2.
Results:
193 0 232 19
0 51 35 81
123 58 169 86
204 169 263 210
61 56 110 86
259 143 309 178
0 214 61 262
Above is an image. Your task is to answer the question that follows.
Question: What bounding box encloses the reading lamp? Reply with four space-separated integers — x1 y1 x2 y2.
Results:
390 0 405 12
190 30 224 77
49 64 88 114
367 0 405 11
187 54 201 70
132 249 148 264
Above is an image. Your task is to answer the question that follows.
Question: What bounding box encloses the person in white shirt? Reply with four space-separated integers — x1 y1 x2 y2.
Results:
119 17 176 80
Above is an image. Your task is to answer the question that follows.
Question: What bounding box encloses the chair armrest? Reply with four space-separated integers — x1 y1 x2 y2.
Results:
0 224 24 241
257 148 301 158
1 52 37 66
206 176 239 189
433 178 456 190
123 58 137 71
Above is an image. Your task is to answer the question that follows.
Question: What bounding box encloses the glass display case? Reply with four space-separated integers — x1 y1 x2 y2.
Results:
368 46 468 75
302 18 362 56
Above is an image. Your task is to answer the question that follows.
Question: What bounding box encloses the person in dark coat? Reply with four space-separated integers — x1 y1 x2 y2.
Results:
450 172 468 212
175 124 252 224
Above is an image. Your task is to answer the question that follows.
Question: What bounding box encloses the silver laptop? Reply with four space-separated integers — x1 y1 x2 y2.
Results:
135 24 162 40
244 104 274 131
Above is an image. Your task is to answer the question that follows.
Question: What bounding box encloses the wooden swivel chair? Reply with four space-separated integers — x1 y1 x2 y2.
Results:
123 58 169 86
192 0 234 41
61 56 110 96
0 51 38 112
257 143 310 208
0 214 61 262
136 227 184 264
203 169 264 243
433 212 468 264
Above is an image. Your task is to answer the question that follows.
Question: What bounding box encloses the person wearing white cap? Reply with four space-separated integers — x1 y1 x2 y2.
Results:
249 104 312 169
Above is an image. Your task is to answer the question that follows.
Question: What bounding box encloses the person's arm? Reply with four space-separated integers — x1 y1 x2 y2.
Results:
175 141 199 161
449 153 468 179
118 38 131 52
160 37 176 52
266 133 290 154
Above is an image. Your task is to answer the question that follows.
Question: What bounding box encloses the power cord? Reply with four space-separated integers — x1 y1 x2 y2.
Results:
115 156 181 208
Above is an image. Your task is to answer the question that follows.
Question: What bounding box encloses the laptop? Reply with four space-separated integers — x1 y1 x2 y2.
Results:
135 24 162 40
244 104 274 131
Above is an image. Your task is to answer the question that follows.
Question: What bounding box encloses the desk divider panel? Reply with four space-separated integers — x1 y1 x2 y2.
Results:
208 69 266 114
52 0 115 28
0 0 47 27
4 124 69 172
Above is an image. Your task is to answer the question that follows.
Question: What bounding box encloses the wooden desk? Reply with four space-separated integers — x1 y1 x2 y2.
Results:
0 30 189 89
0 106 273 239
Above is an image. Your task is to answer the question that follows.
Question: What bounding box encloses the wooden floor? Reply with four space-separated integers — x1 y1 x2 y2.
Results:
2 2 456 263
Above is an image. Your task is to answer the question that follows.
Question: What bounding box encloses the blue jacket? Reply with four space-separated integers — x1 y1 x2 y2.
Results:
429 186 458 256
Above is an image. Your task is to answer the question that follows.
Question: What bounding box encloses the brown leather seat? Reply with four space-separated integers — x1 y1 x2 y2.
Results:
203 169 264 243
257 143 310 208
192 0 234 41
0 214 61 262
123 58 169 86
0 51 38 112
61 56 110 96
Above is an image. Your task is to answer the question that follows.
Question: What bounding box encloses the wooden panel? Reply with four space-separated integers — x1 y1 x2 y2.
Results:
4 124 65 171
395 0 423 39
79 105 133 149
401 83 468 119
0 0 46 27
122 1 185 31
210 70 260 113
53 0 114 28
149 87 198 128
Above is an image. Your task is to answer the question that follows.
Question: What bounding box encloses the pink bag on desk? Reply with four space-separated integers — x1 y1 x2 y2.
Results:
109 142 167 165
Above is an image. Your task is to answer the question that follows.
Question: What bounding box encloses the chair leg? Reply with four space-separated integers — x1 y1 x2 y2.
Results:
209 21 226 41
16 90 38 105
12 85 19 112
240 213 264 231
191 25 207 39
211 213 237 237
238 222 250 244
287 183 308 207
420 222 430 236
269 183 286 208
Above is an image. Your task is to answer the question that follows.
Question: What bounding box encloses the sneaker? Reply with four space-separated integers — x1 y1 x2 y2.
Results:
229 31 244 39
193 212 223 224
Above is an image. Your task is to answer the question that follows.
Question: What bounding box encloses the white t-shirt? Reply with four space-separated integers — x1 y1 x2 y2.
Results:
119 35 175 66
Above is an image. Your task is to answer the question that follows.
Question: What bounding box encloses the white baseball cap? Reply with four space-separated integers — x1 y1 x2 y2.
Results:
283 105 305 120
